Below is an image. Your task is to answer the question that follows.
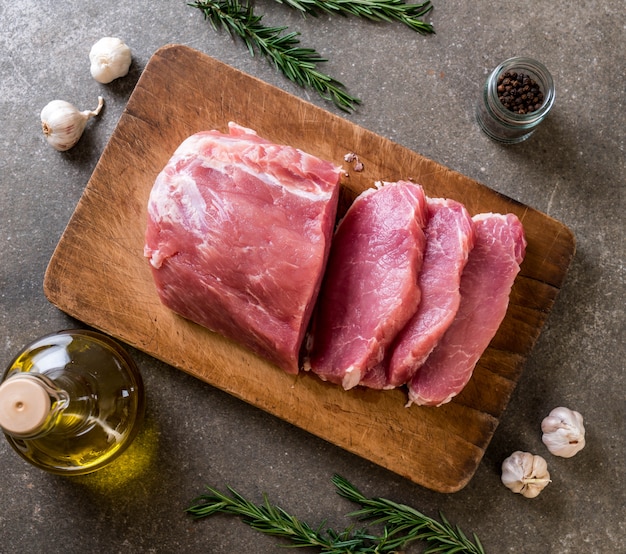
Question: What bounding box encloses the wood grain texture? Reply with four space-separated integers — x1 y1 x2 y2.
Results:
43 45 575 492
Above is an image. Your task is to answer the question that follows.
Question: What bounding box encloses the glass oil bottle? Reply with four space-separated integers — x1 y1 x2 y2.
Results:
0 329 145 475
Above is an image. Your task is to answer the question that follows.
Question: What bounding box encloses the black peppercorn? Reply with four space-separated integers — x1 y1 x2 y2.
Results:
496 71 544 114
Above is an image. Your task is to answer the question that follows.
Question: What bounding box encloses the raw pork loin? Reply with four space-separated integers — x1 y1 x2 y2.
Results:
306 181 428 390
144 122 342 374
361 197 475 389
407 212 527 406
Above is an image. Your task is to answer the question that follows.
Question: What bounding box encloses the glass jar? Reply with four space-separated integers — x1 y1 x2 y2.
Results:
0 329 145 475
476 57 555 144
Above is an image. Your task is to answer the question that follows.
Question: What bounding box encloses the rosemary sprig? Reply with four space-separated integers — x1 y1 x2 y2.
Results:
186 484 376 551
186 474 485 553
189 0 361 112
274 0 435 35
333 474 486 554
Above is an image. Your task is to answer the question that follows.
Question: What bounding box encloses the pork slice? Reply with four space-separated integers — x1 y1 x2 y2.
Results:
407 212 526 406
144 123 341 374
306 181 428 390
386 198 476 386
359 197 475 390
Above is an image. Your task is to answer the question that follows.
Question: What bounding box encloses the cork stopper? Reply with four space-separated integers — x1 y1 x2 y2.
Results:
0 375 51 435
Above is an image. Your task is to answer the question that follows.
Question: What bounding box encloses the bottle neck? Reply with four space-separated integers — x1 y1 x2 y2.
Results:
0 371 92 439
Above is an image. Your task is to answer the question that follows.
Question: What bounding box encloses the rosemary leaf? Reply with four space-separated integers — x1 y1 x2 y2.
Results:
187 475 485 554
274 0 435 35
189 0 361 112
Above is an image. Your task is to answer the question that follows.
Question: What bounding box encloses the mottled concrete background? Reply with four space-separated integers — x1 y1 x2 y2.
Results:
0 2 624 552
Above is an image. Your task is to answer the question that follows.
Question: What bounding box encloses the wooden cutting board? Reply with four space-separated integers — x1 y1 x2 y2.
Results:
44 45 575 493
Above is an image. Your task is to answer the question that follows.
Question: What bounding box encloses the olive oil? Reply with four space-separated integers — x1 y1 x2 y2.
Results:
0 330 145 475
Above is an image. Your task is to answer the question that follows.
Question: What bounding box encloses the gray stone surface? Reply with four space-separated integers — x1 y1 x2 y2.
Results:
0 1 624 552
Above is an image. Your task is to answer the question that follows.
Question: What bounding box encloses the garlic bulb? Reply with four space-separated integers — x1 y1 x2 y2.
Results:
89 37 132 84
501 451 551 498
541 406 586 458
41 97 104 151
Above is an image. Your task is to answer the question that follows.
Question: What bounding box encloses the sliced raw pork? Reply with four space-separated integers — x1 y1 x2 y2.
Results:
306 181 428 390
407 212 526 406
360 197 475 389
144 122 342 374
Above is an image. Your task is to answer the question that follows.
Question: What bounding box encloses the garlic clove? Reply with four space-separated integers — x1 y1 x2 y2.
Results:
41 96 104 151
541 406 586 458
89 37 132 84
501 451 551 498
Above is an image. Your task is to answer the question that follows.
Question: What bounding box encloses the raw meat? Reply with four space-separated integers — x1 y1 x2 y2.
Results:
144 122 342 374
361 197 475 389
407 212 526 406
388 198 476 386
305 181 428 390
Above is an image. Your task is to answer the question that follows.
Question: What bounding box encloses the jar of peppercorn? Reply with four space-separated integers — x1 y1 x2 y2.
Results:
476 57 555 144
